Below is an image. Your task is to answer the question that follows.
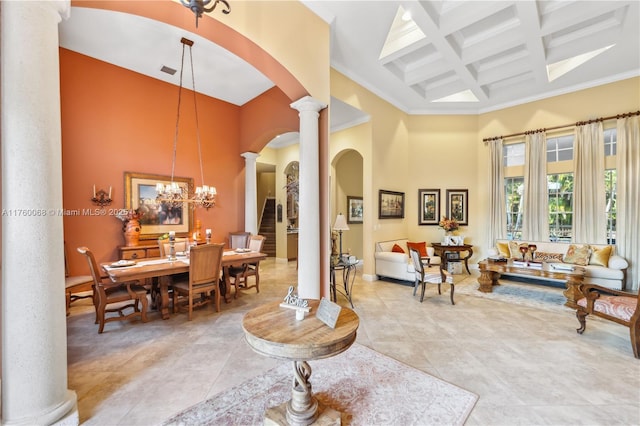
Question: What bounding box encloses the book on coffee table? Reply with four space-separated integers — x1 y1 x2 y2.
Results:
512 260 543 269
550 263 574 271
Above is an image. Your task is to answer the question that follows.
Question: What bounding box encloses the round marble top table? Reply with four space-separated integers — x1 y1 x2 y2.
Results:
242 299 359 426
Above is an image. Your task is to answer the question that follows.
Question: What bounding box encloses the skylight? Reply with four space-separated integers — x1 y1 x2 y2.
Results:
547 45 615 82
379 6 426 61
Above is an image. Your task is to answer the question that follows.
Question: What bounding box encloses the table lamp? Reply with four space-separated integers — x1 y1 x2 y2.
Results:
333 213 350 260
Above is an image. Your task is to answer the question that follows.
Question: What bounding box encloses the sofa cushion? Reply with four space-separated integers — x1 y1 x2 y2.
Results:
589 245 612 267
563 244 591 266
584 265 625 280
496 241 510 257
535 252 563 263
407 241 428 257
392 243 405 253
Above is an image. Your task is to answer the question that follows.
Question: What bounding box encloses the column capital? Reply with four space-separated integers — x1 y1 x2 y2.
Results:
290 96 327 114
241 152 260 161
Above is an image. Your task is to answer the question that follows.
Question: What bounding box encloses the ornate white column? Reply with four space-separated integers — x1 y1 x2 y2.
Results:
1 1 78 424
290 96 327 299
241 152 260 235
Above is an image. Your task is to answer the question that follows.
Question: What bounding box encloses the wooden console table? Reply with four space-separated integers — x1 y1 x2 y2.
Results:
477 259 586 308
431 243 473 274
243 300 359 425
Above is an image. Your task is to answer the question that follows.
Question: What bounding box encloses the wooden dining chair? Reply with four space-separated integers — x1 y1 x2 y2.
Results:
77 247 148 333
158 237 189 257
229 231 251 249
228 235 266 298
172 243 224 320
64 241 94 316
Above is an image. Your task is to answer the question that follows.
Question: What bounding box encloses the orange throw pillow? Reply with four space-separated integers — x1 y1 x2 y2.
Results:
391 244 405 253
407 241 428 258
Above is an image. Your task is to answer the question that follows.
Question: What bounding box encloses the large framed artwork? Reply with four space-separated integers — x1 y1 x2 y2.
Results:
124 172 193 240
378 190 405 219
446 189 468 226
347 196 363 224
418 188 440 225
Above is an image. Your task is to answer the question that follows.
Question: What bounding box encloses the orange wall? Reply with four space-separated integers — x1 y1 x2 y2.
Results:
61 48 246 274
240 86 299 153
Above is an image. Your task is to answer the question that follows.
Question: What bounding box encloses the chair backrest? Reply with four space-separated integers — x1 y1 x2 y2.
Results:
77 246 102 286
158 237 188 257
229 231 251 249
248 235 266 252
409 247 424 279
189 243 224 286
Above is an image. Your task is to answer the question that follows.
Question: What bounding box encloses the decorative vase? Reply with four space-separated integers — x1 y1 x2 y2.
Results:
124 218 141 247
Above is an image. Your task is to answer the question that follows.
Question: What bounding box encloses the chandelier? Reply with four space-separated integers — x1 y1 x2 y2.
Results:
156 37 217 210
180 0 230 28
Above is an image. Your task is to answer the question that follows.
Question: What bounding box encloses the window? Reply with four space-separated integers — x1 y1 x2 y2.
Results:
505 177 524 240
547 135 574 162
548 173 573 241
503 143 524 166
502 129 617 243
604 128 617 156
605 169 616 244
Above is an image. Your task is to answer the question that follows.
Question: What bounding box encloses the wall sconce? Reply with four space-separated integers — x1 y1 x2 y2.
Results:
92 184 112 207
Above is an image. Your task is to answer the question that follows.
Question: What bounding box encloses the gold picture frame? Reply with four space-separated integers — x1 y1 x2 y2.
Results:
124 171 193 240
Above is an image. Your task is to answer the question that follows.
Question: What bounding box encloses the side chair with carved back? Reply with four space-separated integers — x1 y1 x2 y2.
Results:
77 246 148 333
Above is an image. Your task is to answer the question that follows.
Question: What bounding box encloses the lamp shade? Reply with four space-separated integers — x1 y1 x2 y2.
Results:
333 213 350 231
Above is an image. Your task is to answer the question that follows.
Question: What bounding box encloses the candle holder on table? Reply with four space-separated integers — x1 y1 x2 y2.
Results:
168 233 177 261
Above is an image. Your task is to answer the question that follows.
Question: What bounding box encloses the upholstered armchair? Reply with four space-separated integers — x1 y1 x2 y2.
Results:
576 283 639 359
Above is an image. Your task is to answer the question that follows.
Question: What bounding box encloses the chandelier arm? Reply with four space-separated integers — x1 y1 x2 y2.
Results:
203 0 230 14
187 44 207 190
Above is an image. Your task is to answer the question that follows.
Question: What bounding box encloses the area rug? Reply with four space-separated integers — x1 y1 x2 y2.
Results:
164 343 478 426
454 275 572 313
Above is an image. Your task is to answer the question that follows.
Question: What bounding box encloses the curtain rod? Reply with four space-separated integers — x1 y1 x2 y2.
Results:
482 110 640 143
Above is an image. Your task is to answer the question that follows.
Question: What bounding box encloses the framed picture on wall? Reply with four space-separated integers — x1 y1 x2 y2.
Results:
378 190 405 219
124 171 193 240
418 188 440 225
347 196 363 224
446 189 468 226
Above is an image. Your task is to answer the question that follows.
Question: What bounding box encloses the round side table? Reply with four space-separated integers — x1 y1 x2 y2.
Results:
242 299 359 425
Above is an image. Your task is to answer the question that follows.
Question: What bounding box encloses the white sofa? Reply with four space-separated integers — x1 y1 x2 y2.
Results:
375 238 442 282
490 239 628 290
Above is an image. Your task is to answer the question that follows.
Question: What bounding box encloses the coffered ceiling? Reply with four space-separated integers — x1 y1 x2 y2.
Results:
302 0 640 114
59 1 639 122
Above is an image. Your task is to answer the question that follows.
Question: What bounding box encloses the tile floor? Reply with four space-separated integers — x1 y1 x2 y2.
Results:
66 259 640 425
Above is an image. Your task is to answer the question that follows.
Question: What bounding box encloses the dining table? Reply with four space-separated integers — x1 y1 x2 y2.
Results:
102 249 267 319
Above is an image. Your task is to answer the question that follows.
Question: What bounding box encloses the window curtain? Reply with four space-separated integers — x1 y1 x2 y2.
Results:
488 138 506 247
522 131 548 241
573 122 606 243
616 115 639 292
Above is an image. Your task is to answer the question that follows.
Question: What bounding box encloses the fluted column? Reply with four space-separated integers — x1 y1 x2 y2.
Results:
1 1 78 424
241 152 260 235
290 96 327 299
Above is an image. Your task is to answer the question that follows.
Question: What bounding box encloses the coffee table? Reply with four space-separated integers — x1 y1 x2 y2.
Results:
242 299 359 425
477 259 585 308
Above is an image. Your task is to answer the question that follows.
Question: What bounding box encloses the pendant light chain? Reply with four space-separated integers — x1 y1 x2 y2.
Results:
171 42 187 183
156 37 216 209
187 44 207 189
